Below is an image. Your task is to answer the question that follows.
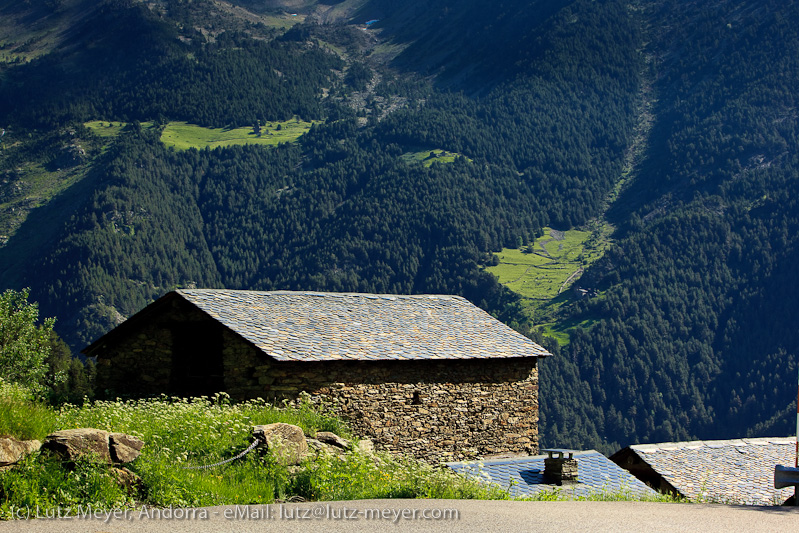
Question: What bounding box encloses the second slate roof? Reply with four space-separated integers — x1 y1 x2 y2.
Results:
614 438 795 505
447 451 657 499
175 289 551 363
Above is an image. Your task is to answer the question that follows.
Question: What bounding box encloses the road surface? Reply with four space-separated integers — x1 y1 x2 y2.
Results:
2 499 799 532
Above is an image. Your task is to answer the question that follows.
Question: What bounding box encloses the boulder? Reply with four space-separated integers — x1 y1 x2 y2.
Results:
43 428 143 464
44 428 112 463
0 437 41 468
306 438 345 457
252 423 308 465
110 433 145 463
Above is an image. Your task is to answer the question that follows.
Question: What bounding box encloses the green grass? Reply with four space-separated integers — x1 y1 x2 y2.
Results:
84 120 317 152
160 120 317 151
0 392 508 518
400 149 468 167
485 224 613 345
0 380 58 440
486 227 601 300
260 13 306 30
520 486 682 503
83 121 130 139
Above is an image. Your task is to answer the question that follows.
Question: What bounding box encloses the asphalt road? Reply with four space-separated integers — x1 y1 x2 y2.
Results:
2 499 799 532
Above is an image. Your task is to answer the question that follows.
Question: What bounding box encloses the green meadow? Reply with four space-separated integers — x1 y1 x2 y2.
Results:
83 121 134 138
487 228 595 300
400 149 467 166
486 224 613 344
84 120 316 151
160 120 317 151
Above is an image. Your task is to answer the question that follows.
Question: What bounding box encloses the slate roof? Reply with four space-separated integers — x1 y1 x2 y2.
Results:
611 438 795 506
447 451 657 499
145 289 550 363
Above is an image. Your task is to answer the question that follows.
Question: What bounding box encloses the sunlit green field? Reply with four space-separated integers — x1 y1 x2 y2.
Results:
486 228 595 300
85 120 317 151
485 225 613 345
400 149 467 166
84 121 147 138
160 120 317 151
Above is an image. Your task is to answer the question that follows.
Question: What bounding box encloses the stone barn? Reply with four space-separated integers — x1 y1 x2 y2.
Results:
83 289 551 462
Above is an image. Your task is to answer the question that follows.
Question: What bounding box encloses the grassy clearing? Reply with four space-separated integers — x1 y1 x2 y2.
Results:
83 121 131 139
0 391 507 518
83 120 317 151
485 224 613 345
160 120 317 151
400 149 468 167
486 227 604 300
260 13 306 30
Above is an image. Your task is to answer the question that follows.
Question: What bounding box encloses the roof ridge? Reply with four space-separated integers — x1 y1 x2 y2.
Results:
175 288 468 300
630 437 795 453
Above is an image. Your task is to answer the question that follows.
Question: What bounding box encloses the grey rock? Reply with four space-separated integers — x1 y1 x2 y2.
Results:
110 433 145 463
253 423 308 465
43 428 143 464
316 431 351 450
0 437 41 467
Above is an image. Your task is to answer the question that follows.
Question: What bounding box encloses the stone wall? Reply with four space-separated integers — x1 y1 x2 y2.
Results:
95 322 174 396
96 303 540 463
222 330 539 463
95 299 214 396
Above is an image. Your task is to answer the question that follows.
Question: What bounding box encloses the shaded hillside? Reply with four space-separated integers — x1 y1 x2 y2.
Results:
353 0 571 88
540 0 799 453
1 0 643 354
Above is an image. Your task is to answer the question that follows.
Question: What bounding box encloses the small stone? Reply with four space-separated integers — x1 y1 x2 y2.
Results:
110 433 145 463
109 466 142 495
356 439 375 455
315 431 351 450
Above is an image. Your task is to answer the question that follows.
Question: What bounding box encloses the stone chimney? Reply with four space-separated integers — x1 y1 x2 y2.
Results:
543 449 579 484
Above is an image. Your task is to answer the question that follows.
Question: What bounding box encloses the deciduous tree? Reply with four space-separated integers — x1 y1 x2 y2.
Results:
0 288 58 394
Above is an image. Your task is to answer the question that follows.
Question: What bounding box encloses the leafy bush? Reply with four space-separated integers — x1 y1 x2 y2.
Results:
0 288 58 396
0 454 134 519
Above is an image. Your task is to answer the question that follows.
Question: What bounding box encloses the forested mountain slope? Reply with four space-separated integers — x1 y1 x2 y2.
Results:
541 0 799 452
1 0 798 454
